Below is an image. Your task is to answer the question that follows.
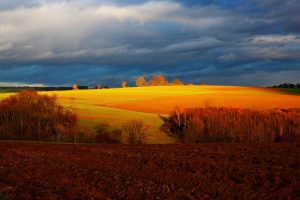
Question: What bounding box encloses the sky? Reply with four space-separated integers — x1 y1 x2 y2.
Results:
0 0 299 87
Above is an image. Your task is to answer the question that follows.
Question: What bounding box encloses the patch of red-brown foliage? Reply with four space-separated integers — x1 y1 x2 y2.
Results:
0 142 299 199
0 90 78 142
161 107 300 143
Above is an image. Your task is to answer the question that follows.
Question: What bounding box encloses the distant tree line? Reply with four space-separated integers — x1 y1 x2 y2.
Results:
120 75 188 87
272 83 300 88
0 86 89 93
136 75 184 86
132 75 207 87
95 85 109 89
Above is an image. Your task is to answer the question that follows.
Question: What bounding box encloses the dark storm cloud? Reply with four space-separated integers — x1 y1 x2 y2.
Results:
0 0 299 86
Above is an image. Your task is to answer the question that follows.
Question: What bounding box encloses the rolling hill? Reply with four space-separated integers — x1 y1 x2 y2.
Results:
1 85 300 143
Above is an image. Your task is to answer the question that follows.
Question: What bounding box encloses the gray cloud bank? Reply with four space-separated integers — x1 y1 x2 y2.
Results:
0 0 299 86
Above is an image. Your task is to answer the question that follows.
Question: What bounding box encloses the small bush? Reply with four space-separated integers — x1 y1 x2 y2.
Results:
111 128 123 143
94 123 109 135
122 119 146 144
94 123 112 143
94 123 123 143
74 126 96 143
0 193 9 200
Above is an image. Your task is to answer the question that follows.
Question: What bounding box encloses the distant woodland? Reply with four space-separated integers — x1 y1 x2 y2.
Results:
272 83 300 88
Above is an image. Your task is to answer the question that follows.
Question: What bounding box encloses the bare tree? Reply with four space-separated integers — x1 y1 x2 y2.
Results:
122 119 147 144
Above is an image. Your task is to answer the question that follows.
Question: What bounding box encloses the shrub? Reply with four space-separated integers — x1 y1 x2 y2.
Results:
161 107 300 143
111 128 123 143
0 193 9 200
94 123 109 135
94 123 112 143
122 119 146 144
74 126 96 143
0 90 78 142
94 123 123 143
160 107 186 139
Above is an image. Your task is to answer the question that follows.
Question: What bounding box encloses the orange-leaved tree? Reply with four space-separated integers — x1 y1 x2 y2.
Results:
149 75 168 86
135 76 147 87
72 84 78 90
171 79 183 85
121 81 127 88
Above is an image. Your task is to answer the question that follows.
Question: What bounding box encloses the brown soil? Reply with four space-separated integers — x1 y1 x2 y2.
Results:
0 142 299 200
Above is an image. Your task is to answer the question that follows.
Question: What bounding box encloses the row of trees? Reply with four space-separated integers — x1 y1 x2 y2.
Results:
121 75 208 87
73 76 207 89
73 84 107 90
161 107 300 143
272 83 300 88
121 75 184 88
136 75 184 87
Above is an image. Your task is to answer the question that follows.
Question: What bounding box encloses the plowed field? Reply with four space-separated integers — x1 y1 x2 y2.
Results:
0 142 299 199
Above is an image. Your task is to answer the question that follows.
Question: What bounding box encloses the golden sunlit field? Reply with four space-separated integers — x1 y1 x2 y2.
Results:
1 85 300 143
